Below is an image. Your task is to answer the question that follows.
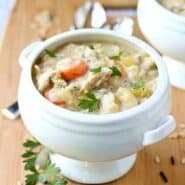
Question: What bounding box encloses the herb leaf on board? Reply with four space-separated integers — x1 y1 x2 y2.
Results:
22 139 68 185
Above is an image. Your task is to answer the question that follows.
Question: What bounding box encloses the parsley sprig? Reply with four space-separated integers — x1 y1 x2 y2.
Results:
109 66 121 77
79 92 100 112
45 49 56 58
22 139 68 185
89 45 95 49
90 66 102 73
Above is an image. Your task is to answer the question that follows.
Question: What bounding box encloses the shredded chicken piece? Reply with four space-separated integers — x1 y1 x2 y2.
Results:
36 70 55 91
80 67 112 92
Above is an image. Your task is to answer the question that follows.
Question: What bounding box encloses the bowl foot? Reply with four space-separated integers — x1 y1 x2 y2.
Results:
163 56 185 90
50 153 137 184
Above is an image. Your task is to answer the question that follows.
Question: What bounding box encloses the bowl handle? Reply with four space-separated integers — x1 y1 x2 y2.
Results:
19 41 43 68
143 115 176 146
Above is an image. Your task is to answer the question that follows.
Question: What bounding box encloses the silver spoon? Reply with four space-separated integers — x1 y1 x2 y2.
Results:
72 1 93 29
91 1 107 28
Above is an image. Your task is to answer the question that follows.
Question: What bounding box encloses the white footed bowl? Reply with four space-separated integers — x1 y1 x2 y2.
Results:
18 29 176 184
137 0 185 90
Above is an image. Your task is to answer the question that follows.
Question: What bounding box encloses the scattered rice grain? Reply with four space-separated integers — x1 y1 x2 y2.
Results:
154 155 161 164
179 123 185 129
181 158 185 165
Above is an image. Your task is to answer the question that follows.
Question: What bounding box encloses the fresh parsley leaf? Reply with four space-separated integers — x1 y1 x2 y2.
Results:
25 173 39 185
109 51 123 60
23 139 40 150
86 92 97 100
44 161 60 176
132 80 144 89
45 49 56 58
79 99 98 112
38 161 68 184
90 66 102 73
89 45 95 49
54 178 68 185
22 138 68 185
22 151 36 158
79 92 100 112
39 162 60 183
109 66 121 77
24 156 37 172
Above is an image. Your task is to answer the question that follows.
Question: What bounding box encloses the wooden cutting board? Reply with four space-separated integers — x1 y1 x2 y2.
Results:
73 0 138 8
0 0 185 185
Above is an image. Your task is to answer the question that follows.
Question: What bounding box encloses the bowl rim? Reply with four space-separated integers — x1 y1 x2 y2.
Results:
153 0 185 23
23 29 169 124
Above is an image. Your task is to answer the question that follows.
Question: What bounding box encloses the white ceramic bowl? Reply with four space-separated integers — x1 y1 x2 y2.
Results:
137 0 185 89
138 0 185 61
18 29 175 184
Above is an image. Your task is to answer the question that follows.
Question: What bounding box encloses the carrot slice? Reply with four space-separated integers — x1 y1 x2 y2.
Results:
60 61 89 80
43 88 65 105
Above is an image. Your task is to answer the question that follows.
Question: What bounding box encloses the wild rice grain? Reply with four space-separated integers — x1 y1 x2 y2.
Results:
170 156 175 165
159 171 168 183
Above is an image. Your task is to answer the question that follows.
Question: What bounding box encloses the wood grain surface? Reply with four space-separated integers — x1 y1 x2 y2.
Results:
73 0 138 8
0 0 185 185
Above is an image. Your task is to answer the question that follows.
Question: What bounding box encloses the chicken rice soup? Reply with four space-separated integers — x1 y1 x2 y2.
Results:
158 0 185 15
33 42 158 114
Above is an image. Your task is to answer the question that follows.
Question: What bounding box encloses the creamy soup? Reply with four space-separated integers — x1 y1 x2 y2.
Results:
33 42 158 114
159 0 185 15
